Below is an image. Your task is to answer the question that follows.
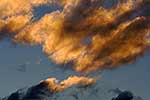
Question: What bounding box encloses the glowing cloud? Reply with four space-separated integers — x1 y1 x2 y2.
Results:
0 0 150 73
42 76 97 92
0 0 52 39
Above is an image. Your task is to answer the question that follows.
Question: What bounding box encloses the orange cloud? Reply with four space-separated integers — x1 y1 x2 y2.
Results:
0 0 50 18
42 76 97 92
0 0 52 39
0 0 150 73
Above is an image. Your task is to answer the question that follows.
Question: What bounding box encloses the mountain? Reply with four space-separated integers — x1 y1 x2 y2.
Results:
2 81 53 100
1 76 96 100
1 79 144 100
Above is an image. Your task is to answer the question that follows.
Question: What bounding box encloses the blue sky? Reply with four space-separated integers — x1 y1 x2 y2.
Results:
0 38 150 100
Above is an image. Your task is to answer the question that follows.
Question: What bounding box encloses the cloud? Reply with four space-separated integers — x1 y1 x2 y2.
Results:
0 0 52 17
13 0 150 73
43 75 97 92
0 0 150 74
0 0 54 40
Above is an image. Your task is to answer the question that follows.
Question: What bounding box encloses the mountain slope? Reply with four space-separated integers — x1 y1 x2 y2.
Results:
2 78 144 100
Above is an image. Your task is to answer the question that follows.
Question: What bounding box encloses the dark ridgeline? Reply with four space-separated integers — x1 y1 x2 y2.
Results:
22 82 53 100
111 91 134 100
110 89 144 100
2 83 143 100
2 81 53 100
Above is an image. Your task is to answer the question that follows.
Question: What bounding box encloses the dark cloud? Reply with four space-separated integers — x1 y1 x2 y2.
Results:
16 63 28 72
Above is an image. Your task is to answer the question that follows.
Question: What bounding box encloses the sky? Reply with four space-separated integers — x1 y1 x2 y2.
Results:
0 0 150 100
0 37 150 100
